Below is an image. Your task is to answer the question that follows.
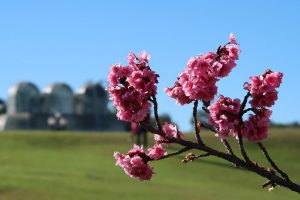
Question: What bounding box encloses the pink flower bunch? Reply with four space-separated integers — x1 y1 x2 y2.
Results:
147 144 167 160
166 33 240 104
114 145 153 181
244 69 283 108
114 144 167 180
208 95 241 139
107 51 159 122
154 122 183 143
237 109 272 142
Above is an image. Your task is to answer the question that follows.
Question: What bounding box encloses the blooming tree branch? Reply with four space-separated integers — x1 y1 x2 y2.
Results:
257 142 291 181
192 100 204 145
151 95 162 131
151 146 191 161
107 33 300 195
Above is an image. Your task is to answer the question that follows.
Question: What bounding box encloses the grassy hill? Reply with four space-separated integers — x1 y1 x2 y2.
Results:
0 129 299 200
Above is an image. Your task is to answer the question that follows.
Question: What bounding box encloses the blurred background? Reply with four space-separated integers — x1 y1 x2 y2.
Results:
0 1 300 200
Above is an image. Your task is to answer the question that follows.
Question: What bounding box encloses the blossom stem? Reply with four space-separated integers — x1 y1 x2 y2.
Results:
239 92 251 115
195 152 211 159
242 107 257 115
221 139 236 158
236 122 252 163
152 95 162 131
257 142 291 181
236 92 252 163
140 122 300 195
152 147 192 161
193 101 204 145
198 114 236 165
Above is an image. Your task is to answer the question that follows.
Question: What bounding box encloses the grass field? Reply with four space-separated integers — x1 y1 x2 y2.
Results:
0 129 299 200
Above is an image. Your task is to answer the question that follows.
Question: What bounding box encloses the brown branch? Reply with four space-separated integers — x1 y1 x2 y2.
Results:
150 146 192 161
198 117 236 160
242 107 257 115
221 139 236 157
200 103 237 161
151 95 162 131
140 122 300 195
257 142 291 181
235 92 252 163
202 100 211 108
239 92 251 116
236 124 251 163
199 118 237 166
195 152 211 159
193 101 204 145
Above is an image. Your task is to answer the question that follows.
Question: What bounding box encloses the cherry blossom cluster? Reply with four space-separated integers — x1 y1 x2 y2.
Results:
114 145 154 181
235 69 283 141
165 33 240 104
113 123 181 180
244 69 283 108
154 122 184 144
239 109 272 141
108 34 287 185
107 51 159 122
208 95 241 139
207 69 283 142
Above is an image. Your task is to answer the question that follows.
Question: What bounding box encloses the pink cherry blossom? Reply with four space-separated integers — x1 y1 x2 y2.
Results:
147 144 167 160
239 109 272 142
265 71 283 88
114 145 153 181
248 91 278 108
164 83 192 105
154 122 183 143
107 51 159 122
127 51 151 70
108 86 151 122
165 53 218 102
127 67 158 97
208 95 241 139
139 50 151 61
244 70 283 107
229 33 238 45
211 45 239 78
127 144 146 156
166 33 240 104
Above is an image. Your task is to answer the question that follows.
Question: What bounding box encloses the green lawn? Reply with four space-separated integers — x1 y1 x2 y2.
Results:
0 129 299 200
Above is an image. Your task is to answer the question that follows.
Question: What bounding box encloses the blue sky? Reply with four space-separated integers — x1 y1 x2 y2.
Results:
0 0 300 131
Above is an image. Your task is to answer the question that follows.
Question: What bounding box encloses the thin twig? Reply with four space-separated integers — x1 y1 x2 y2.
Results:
239 92 251 115
202 100 211 109
199 118 237 166
152 95 162 131
221 139 236 157
236 92 252 163
195 152 211 159
242 107 257 115
140 122 300 194
221 139 237 167
193 101 204 145
236 122 251 163
151 147 192 161
257 142 291 181
202 106 209 114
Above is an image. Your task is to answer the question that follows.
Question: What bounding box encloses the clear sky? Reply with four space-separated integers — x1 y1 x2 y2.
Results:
0 0 300 131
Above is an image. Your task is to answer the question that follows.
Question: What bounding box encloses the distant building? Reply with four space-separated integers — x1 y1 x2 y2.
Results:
8 82 41 114
0 99 6 114
0 82 125 131
42 83 75 114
